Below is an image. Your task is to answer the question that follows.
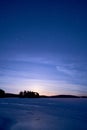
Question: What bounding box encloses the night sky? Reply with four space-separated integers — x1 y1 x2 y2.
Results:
0 0 87 96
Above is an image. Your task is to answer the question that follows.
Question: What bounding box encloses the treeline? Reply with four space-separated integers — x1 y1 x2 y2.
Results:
19 90 39 98
0 89 40 98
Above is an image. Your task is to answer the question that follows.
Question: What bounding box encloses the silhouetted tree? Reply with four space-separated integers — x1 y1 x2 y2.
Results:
19 91 24 97
0 89 5 97
24 90 27 96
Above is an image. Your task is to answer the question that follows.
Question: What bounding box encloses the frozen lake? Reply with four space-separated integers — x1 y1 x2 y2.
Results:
0 98 87 130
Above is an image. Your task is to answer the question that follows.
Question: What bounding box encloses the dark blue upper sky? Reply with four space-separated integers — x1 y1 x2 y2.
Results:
0 0 87 95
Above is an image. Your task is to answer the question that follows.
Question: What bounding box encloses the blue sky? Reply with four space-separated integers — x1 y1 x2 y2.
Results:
0 0 87 95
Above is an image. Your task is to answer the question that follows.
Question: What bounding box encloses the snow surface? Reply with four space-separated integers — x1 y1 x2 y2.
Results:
0 98 87 130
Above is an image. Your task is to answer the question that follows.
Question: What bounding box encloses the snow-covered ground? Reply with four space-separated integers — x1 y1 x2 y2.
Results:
0 98 87 130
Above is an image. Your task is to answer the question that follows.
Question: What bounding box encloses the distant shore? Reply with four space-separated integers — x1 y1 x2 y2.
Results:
0 89 87 98
0 93 87 98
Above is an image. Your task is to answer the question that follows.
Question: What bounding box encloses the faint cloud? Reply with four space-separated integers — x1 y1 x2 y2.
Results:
56 65 73 76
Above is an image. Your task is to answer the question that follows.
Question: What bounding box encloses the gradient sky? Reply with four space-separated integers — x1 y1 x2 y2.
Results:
0 0 87 96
